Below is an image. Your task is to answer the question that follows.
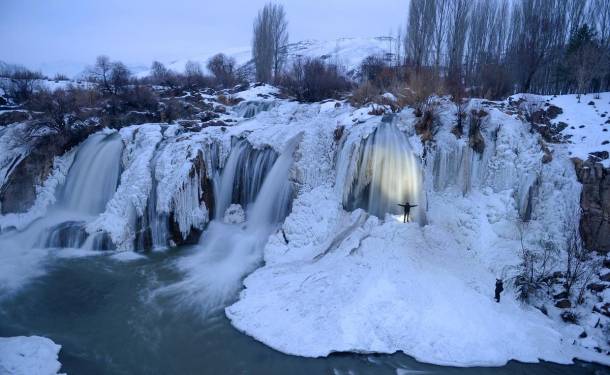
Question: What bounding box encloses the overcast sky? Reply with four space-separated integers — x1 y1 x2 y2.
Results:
0 0 407 75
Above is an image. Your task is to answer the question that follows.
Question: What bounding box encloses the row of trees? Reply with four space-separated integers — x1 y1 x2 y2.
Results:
402 0 610 99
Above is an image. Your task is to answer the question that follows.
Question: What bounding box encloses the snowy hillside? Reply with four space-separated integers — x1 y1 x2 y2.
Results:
513 93 610 166
137 37 395 78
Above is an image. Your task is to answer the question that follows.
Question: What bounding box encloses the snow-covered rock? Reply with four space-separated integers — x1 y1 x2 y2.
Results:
0 336 63 375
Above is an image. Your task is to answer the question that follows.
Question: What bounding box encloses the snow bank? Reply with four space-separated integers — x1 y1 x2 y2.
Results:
0 336 63 375
227 189 609 367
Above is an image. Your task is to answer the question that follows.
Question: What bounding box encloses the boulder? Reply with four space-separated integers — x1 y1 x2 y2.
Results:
555 299 572 308
223 204 245 224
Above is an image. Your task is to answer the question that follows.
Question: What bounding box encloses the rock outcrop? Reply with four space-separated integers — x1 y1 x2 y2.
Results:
574 158 610 253
0 127 97 214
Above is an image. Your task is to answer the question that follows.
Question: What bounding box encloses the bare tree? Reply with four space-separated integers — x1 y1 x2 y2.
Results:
184 60 203 89
109 62 131 95
2 67 44 103
252 3 288 83
589 0 610 47
404 0 436 71
88 55 113 94
150 61 169 85
207 53 237 88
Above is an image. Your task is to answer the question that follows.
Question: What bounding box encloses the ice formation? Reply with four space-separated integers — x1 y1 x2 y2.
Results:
1 87 610 367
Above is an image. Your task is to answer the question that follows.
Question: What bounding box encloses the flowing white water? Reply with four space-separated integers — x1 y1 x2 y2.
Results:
33 132 123 249
163 135 299 315
214 139 277 220
338 121 426 224
57 133 123 215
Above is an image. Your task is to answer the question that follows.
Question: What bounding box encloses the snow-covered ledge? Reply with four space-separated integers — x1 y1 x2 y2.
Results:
0 336 63 375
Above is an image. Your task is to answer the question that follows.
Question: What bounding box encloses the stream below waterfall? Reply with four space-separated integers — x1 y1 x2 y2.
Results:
0 248 607 375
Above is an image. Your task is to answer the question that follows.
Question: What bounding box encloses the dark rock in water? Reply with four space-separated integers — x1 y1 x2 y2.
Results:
588 283 607 292
555 299 572 309
39 221 88 248
89 231 116 250
0 110 29 126
573 158 610 253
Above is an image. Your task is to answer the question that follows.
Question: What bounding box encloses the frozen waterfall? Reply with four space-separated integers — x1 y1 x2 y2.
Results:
337 121 426 224
164 135 299 315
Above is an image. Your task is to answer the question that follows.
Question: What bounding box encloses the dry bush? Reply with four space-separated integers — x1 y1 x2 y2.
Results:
281 57 351 102
414 99 441 142
349 81 380 107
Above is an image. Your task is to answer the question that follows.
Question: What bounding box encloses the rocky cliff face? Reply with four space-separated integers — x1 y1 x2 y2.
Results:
574 158 610 253
0 128 96 214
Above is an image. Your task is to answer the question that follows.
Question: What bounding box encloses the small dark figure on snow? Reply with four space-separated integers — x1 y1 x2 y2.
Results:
397 201 418 223
495 279 504 302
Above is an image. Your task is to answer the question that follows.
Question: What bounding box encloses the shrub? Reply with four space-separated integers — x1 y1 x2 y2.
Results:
281 57 351 102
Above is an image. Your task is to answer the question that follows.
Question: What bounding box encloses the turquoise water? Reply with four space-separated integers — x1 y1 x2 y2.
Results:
0 249 608 375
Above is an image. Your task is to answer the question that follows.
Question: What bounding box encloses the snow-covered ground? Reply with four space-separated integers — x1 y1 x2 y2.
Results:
514 92 610 166
0 336 63 375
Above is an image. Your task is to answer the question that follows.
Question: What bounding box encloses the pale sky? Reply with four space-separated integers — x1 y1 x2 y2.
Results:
0 0 407 76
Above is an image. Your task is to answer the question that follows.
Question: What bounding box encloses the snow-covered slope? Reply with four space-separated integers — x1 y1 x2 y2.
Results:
514 92 610 166
137 37 395 78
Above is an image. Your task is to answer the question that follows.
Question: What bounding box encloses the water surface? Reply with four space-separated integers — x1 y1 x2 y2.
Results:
0 249 607 375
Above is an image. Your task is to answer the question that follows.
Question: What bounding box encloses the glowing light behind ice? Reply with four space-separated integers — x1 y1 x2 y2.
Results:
339 121 425 224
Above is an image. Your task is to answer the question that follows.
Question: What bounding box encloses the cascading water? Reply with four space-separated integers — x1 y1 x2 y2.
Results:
338 120 426 224
33 132 123 249
162 135 299 315
57 133 123 215
234 101 275 119
214 139 277 220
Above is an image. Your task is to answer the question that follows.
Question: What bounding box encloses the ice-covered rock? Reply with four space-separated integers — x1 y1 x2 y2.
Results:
223 204 245 224
0 336 63 375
